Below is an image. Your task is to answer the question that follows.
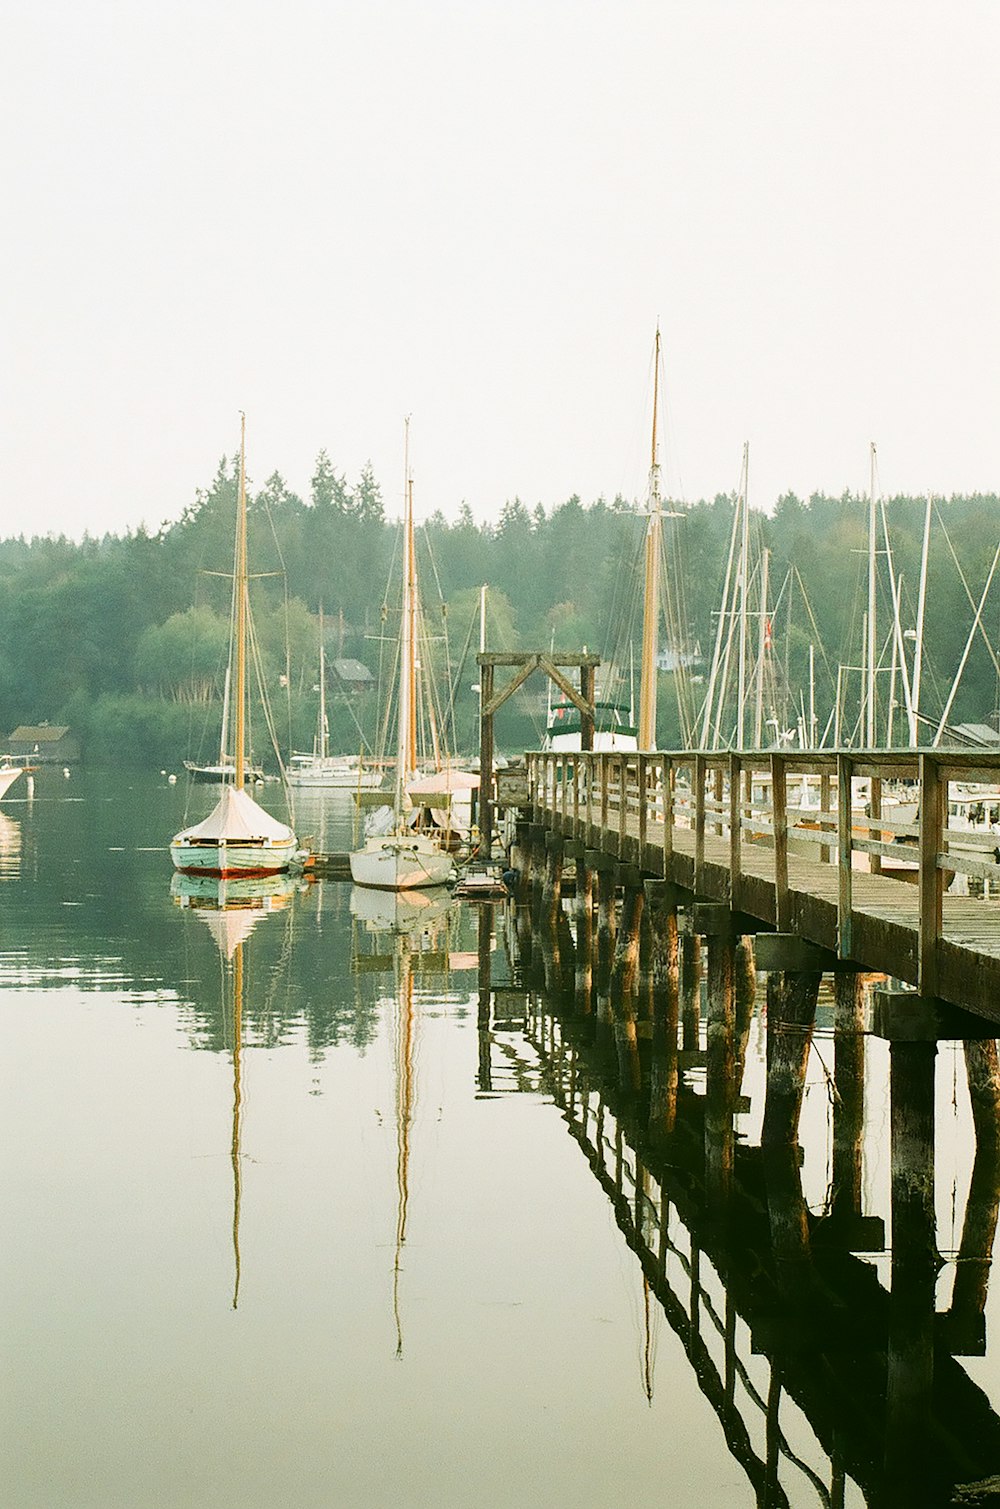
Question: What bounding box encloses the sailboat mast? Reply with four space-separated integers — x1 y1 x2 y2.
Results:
911 492 932 745
395 420 416 812
638 326 662 750
735 443 750 748
234 414 248 789
866 441 877 747
318 604 328 761
753 547 770 747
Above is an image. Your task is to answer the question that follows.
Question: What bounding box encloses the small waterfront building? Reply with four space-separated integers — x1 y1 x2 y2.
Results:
6 724 80 764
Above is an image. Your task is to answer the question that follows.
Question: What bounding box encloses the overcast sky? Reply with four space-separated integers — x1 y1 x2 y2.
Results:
1 1 997 538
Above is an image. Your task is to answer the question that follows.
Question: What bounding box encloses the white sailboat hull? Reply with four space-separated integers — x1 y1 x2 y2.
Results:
0 765 24 800
287 760 383 790
349 834 453 890
170 836 298 878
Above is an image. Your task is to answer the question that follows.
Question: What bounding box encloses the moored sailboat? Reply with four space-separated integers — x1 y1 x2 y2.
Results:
0 759 25 800
350 426 454 891
287 608 382 790
170 416 298 878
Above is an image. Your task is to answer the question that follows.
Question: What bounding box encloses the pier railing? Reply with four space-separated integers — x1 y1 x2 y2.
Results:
523 749 1000 1003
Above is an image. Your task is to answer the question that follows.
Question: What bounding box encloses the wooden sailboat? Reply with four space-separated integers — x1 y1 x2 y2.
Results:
171 416 299 878
350 428 454 890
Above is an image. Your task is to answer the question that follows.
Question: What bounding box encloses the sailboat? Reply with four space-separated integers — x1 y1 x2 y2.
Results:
170 416 299 878
349 427 454 891
183 666 264 784
0 760 25 800
287 608 382 790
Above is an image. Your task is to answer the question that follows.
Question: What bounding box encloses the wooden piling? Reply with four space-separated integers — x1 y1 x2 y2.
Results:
609 877 644 1092
885 1037 938 1487
681 932 702 1052
761 970 821 1146
574 853 594 1017
646 882 680 1141
832 972 866 1225
705 929 736 1201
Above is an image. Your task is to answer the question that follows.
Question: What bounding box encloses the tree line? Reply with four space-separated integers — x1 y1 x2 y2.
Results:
0 448 997 765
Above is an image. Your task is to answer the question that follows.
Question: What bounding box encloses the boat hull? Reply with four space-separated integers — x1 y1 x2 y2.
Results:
287 764 383 790
349 836 453 890
170 838 298 878
0 765 24 800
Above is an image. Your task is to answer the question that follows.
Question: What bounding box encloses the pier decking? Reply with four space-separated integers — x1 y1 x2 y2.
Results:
515 749 1000 1022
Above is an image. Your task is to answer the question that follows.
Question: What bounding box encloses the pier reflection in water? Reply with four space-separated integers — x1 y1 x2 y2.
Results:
482 872 1000 1509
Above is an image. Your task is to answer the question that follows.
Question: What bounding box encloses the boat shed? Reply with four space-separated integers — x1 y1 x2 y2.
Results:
331 658 374 694
6 724 80 763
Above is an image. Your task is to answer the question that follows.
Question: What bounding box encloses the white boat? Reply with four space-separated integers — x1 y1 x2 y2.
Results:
171 416 298 879
350 424 454 891
288 608 383 790
0 761 25 800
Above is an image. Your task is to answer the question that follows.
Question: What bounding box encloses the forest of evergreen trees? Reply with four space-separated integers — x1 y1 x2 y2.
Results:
0 446 997 766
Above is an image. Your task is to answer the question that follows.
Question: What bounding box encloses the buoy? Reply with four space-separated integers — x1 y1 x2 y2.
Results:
168 773 177 785
63 767 70 779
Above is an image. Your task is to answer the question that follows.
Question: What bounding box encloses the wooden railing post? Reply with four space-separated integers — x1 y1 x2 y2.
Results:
838 754 854 959
772 753 789 929
918 753 944 996
619 755 628 856
729 753 742 907
819 766 832 865
870 773 882 877
662 755 673 877
694 753 707 893
638 754 648 853
600 752 610 834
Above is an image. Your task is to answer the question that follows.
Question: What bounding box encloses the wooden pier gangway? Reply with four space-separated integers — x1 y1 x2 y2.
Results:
514 749 1000 1024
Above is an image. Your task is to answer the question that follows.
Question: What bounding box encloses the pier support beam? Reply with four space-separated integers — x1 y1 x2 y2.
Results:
681 932 702 1054
761 970 821 1146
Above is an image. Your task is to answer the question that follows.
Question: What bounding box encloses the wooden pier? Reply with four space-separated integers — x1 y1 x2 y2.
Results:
508 749 1000 1024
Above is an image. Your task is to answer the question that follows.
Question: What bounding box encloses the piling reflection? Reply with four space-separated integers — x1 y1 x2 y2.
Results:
483 888 1000 1509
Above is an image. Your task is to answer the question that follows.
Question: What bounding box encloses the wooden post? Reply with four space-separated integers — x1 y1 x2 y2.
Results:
918 752 944 996
771 753 789 930
705 928 736 1201
661 754 673 877
947 1039 1000 1343
870 774 883 877
837 753 854 960
478 659 495 856
885 1038 937 1488
832 971 866 1226
574 853 594 1016
646 882 680 1141
476 904 493 1093
694 753 707 892
540 838 564 998
609 878 644 1092
729 753 742 907
681 931 702 1052
580 661 595 752
819 767 832 865
761 969 821 1145
638 754 648 854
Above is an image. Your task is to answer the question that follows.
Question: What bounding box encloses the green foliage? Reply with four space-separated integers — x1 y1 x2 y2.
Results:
2 458 999 764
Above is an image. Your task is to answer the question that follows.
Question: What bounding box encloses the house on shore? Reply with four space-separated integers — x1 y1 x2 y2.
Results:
6 725 80 764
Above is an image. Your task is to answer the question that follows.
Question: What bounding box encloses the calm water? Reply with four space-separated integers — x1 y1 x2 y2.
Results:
2 769 1000 1507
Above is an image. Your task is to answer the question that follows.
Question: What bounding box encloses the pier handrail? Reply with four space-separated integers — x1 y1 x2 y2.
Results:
524 747 1000 1008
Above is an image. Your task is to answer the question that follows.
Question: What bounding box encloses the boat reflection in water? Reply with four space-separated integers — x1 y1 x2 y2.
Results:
171 870 298 1307
479 901 1000 1509
0 811 22 881
351 885 455 1358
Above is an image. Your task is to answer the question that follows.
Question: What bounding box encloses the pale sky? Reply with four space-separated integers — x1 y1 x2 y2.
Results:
1 1 997 538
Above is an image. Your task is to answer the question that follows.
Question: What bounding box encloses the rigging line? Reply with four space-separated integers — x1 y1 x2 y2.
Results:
933 504 1000 682
934 536 1000 743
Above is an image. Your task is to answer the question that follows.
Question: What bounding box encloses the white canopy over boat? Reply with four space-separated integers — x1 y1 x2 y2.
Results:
173 785 294 847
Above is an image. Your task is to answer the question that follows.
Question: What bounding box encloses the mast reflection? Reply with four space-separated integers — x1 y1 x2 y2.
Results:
172 870 297 1308
350 884 455 1358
